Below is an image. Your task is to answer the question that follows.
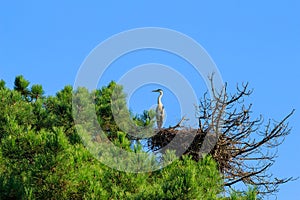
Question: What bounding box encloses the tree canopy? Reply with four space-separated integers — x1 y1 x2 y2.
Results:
0 75 294 199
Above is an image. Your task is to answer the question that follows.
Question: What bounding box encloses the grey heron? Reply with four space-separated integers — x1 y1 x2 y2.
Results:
152 89 165 129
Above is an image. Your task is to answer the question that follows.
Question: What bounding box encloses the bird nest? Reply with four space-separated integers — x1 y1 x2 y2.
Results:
148 119 219 161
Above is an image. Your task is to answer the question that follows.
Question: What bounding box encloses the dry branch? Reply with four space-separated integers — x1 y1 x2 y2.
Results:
148 80 295 197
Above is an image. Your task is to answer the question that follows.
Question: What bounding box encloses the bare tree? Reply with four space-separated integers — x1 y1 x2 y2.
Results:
149 77 296 197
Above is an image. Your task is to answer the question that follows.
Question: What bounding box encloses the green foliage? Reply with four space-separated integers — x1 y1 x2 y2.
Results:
14 75 30 97
0 79 5 89
0 89 33 140
154 155 223 199
227 187 257 200
30 84 44 100
133 110 156 127
94 81 129 139
0 76 257 199
132 109 156 138
46 85 81 144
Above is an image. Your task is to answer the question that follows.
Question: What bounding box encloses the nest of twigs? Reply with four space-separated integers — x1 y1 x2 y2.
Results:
148 118 219 162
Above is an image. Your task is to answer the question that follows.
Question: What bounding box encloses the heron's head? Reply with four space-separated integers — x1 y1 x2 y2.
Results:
152 89 163 93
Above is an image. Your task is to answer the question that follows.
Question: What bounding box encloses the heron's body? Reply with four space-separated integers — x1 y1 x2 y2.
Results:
152 89 165 129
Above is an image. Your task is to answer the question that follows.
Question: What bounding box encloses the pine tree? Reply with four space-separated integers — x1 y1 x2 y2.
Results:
0 76 262 199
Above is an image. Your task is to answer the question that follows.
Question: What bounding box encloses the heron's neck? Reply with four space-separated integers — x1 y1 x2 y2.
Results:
158 93 163 105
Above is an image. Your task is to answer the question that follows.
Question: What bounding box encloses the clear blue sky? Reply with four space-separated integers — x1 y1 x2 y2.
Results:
1 1 299 199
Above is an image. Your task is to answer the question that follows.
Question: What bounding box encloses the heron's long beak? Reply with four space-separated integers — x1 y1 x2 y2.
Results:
152 89 158 92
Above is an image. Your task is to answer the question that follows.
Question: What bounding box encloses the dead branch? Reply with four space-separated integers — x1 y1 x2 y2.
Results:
148 80 295 197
